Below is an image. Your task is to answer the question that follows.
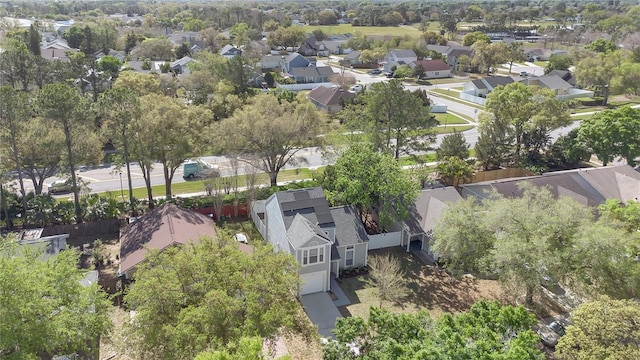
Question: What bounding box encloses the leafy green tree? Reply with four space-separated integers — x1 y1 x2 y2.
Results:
97 88 140 211
230 22 250 46
63 25 86 49
612 62 640 96
486 82 570 160
357 79 435 159
435 185 640 305
194 336 292 360
217 94 323 186
262 19 280 32
324 143 418 232
0 87 31 214
556 298 640 360
36 83 96 223
113 71 163 96
98 55 122 78
0 239 111 359
311 29 327 41
28 24 41 56
545 53 572 74
436 131 470 160
11 117 65 195
139 94 212 198
124 235 300 359
318 10 338 25
422 31 447 45
574 51 619 105
462 31 490 46
0 39 35 91
266 26 306 50
576 106 640 166
507 42 525 74
326 301 542 359
471 41 508 74
543 129 590 169
132 37 174 60
585 38 618 53
598 199 640 233
215 55 257 95
474 111 514 170
436 156 474 187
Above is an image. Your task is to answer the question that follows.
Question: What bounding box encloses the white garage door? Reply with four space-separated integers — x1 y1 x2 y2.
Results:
300 271 326 295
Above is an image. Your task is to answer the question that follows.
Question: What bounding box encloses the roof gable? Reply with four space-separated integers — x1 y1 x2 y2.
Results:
309 86 355 107
412 59 449 71
119 203 217 273
286 214 331 249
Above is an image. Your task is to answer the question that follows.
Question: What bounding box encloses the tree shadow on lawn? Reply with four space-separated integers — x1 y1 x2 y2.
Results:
388 247 503 316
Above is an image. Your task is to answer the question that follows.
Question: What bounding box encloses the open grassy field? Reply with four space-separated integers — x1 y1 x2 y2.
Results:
301 23 424 37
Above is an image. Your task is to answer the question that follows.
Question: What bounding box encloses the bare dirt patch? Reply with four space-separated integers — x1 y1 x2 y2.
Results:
338 247 505 320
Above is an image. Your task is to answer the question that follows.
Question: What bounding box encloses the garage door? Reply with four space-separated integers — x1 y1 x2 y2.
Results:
300 271 326 295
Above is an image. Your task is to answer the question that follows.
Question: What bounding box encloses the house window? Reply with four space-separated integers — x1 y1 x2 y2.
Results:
345 246 355 267
302 247 325 266
435 72 439 76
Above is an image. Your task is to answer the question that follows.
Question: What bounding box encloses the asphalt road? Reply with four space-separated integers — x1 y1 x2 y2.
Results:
14 61 589 197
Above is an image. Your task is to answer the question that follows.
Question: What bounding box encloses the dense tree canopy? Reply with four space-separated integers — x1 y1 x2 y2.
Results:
124 234 301 359
321 143 418 232
0 239 111 359
556 298 640 360
434 185 640 305
348 79 436 159
576 106 640 166
324 301 543 359
485 82 571 161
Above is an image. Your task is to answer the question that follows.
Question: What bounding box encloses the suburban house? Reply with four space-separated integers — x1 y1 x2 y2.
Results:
280 52 313 73
410 59 451 79
170 56 196 74
460 76 516 104
261 54 285 71
299 35 320 56
426 44 473 70
289 66 335 84
460 165 640 207
299 34 352 57
525 48 567 61
402 187 462 259
119 203 223 279
342 50 363 65
547 69 577 86
383 49 418 72
219 44 242 59
519 74 594 100
251 187 369 295
308 85 356 114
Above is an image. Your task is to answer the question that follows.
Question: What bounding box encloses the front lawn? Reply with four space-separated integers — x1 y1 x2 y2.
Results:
337 247 504 320
434 112 469 125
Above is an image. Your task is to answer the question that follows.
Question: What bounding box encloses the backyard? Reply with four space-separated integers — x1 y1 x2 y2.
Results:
336 247 504 320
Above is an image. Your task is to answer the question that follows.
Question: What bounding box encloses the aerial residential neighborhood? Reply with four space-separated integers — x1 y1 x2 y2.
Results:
1 0 640 359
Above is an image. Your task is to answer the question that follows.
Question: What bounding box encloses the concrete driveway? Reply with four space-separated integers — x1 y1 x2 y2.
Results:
301 292 343 338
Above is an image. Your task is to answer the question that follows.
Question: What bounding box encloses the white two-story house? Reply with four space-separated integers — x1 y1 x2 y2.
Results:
252 187 369 295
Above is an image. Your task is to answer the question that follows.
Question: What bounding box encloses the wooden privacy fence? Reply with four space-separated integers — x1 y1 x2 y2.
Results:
456 168 535 186
41 219 121 239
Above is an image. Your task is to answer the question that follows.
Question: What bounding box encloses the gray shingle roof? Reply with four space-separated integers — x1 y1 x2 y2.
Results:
535 75 572 90
286 213 331 248
309 86 355 107
277 187 335 228
405 188 463 235
460 165 640 207
483 76 515 89
390 49 417 58
330 205 369 247
343 50 361 61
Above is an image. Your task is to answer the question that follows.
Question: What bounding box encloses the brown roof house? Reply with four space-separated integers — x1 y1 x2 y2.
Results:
119 203 219 279
410 59 451 79
309 86 355 114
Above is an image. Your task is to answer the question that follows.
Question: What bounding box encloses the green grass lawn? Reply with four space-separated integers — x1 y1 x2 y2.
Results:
100 167 321 200
428 89 485 110
433 125 474 134
302 24 423 37
533 61 548 67
434 112 469 125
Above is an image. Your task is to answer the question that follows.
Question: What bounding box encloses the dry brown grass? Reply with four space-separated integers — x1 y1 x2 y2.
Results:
338 247 505 320
100 306 135 360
